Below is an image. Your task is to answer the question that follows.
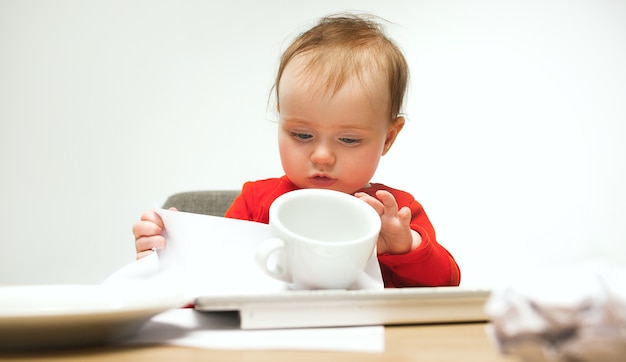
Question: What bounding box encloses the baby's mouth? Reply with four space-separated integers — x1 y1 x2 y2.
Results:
309 175 337 187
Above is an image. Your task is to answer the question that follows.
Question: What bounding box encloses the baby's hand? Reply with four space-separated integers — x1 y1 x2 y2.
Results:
132 208 176 259
355 190 421 255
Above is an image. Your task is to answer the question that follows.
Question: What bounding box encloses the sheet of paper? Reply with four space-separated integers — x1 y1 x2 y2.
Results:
155 208 383 296
106 209 383 297
156 209 287 297
124 308 385 353
104 209 385 352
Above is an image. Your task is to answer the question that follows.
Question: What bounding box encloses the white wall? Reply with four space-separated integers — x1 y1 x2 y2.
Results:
1 0 625 287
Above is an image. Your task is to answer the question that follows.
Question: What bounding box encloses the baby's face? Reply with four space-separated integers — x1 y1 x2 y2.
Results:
277 59 400 194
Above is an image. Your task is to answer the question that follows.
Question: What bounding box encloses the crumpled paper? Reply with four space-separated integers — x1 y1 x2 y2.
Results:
484 261 626 361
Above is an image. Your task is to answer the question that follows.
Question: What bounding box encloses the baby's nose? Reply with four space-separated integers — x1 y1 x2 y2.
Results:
310 144 335 165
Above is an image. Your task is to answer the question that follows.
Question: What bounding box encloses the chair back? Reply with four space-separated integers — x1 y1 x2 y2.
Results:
162 190 239 216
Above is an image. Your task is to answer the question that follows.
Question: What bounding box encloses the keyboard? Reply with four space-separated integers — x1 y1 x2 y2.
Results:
194 286 491 329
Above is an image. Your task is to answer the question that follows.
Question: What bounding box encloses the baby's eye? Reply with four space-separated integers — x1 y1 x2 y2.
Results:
339 137 361 145
291 132 313 141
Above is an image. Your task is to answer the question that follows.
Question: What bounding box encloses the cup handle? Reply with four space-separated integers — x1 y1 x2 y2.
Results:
255 237 291 283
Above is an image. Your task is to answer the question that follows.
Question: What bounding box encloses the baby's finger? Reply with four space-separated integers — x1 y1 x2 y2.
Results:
398 206 413 225
140 210 166 229
354 192 384 215
136 249 155 260
135 235 166 254
132 220 162 240
376 190 399 216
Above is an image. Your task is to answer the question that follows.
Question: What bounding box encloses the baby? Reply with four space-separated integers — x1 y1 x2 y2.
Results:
133 13 460 288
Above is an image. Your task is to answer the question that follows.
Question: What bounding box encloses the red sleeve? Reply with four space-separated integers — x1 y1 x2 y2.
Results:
364 184 461 288
224 182 256 221
224 176 299 224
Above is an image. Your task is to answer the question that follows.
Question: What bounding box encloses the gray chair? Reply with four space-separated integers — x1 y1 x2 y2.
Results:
162 190 240 217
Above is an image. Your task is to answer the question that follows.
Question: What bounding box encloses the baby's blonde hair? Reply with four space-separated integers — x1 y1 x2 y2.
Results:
274 13 409 121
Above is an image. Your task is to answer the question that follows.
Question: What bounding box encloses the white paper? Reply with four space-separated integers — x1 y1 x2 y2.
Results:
156 209 287 297
104 209 385 352
161 208 383 293
124 308 385 353
106 209 383 297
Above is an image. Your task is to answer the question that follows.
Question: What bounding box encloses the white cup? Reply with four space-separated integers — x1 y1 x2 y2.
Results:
255 189 381 290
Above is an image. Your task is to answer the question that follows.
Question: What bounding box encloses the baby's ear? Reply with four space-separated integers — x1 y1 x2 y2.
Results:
382 116 405 155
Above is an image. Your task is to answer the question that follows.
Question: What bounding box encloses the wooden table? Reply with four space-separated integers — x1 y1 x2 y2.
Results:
0 322 519 362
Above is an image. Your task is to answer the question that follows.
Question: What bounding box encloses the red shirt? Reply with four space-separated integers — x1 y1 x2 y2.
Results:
225 176 461 288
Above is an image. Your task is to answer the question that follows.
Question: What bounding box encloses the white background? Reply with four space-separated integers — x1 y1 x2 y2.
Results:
1 0 625 287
